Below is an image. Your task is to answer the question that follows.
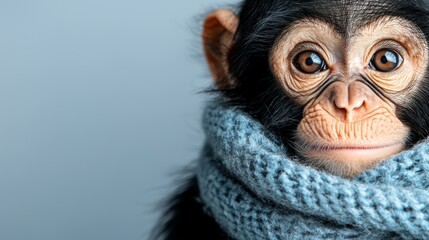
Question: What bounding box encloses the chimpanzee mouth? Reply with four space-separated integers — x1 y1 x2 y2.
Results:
313 143 402 151
296 141 406 177
310 143 404 151
302 141 405 163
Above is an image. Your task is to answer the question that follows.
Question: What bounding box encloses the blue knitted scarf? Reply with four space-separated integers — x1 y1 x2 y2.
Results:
197 102 429 239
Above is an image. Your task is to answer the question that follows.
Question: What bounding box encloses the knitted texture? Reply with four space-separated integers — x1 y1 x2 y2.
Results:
196 102 429 240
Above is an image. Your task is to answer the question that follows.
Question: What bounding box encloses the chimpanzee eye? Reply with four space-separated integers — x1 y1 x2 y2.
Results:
294 51 327 74
369 49 403 72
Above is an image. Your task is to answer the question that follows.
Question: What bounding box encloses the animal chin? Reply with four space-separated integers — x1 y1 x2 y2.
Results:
294 106 410 175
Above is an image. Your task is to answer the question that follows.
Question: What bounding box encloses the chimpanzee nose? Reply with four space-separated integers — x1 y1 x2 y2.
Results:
326 81 369 122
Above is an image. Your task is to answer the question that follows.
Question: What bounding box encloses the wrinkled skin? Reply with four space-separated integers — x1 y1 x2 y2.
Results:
269 17 427 176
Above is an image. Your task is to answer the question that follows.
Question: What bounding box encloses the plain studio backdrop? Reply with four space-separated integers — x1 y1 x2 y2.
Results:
0 0 233 239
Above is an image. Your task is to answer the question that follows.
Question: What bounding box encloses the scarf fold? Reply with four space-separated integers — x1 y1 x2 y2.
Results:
196 102 429 240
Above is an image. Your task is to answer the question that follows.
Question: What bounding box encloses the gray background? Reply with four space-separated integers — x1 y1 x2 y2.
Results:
0 0 233 239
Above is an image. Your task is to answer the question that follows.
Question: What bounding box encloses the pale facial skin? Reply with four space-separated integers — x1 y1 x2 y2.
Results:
203 10 428 178
270 17 427 177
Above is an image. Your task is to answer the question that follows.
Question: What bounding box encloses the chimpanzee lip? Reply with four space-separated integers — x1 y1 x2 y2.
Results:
306 142 403 151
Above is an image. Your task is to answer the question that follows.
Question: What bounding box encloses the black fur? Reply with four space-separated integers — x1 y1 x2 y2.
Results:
150 173 230 240
152 1 429 239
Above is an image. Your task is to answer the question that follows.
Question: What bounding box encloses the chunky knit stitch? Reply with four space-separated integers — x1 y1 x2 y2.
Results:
196 102 429 239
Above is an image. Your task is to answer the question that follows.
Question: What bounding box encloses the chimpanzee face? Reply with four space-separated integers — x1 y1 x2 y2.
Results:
202 0 429 177
269 17 427 176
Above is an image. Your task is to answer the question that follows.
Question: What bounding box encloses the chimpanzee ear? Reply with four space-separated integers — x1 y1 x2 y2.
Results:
202 9 238 89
